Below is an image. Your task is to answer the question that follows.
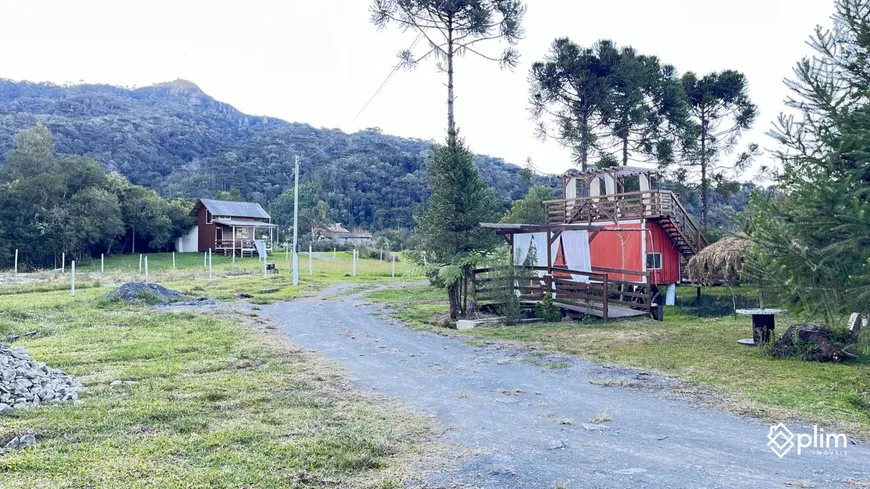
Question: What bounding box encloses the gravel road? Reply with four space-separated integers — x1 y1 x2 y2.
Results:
264 284 870 489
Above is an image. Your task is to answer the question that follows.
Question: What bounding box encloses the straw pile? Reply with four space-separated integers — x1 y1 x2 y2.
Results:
686 236 751 285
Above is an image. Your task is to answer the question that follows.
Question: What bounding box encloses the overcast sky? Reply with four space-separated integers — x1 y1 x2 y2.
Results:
0 0 836 177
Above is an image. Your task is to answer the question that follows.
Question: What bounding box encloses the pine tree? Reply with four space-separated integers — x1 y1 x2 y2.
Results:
417 130 499 318
751 0 870 320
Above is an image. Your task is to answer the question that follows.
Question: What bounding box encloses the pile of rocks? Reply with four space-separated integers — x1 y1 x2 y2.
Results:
105 282 183 304
0 343 84 412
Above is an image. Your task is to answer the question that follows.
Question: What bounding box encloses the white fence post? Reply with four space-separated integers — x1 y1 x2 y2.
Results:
71 261 76 297
101 253 104 273
62 252 65 274
172 252 176 269
14 249 18 275
333 247 336 260
263 253 267 278
392 253 396 278
204 252 207 267
352 249 357 277
144 257 149 282
139 254 143 273
208 249 213 282
309 244 313 276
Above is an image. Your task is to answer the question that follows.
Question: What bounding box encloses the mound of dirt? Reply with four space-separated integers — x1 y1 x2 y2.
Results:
105 282 183 304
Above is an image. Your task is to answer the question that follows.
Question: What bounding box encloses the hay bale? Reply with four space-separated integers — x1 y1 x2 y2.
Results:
686 236 751 285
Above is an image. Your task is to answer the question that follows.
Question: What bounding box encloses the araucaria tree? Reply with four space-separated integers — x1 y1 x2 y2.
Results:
418 131 499 319
530 39 689 171
751 0 870 320
370 0 527 130
680 70 757 227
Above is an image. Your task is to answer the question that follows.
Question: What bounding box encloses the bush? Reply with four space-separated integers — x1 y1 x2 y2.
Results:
535 292 562 322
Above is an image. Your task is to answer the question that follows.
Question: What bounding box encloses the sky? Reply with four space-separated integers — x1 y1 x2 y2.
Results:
0 0 836 178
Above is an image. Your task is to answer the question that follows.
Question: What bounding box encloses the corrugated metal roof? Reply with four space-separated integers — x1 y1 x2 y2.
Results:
197 199 270 219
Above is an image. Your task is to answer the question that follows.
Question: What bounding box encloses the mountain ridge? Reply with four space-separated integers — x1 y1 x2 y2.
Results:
0 77 543 229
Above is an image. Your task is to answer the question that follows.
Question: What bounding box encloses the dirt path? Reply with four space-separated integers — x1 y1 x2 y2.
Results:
263 284 870 489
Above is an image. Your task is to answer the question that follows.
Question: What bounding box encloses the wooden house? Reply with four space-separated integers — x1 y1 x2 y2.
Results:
312 223 373 247
474 167 706 320
176 199 277 257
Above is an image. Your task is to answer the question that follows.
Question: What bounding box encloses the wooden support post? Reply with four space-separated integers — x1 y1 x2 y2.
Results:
546 230 553 275
602 275 609 322
71 261 76 297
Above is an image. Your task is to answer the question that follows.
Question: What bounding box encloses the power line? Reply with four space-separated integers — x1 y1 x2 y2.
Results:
351 33 423 123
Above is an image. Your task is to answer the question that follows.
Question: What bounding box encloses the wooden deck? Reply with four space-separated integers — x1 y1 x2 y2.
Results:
472 266 657 322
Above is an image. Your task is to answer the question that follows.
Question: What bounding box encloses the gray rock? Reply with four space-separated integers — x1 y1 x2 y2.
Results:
18 434 35 447
545 440 567 450
0 403 12 415
4 437 18 449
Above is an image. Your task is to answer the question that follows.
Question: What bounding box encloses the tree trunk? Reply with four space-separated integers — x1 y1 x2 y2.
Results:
579 106 590 171
447 281 460 320
622 134 629 166
446 14 455 132
700 120 708 228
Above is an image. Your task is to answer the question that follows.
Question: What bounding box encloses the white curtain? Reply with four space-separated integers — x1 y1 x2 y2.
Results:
513 233 548 269
561 230 592 283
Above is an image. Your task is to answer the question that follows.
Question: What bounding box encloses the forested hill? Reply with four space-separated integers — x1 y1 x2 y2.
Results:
0 78 543 229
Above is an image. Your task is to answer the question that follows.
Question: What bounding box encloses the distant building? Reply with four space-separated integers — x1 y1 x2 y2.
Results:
176 199 277 257
312 223 373 247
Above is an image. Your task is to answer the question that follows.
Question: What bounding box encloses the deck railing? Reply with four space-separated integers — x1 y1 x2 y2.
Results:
543 190 707 253
471 265 655 321
214 239 273 252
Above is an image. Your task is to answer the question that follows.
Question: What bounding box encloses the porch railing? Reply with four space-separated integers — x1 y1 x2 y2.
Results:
543 190 707 254
471 266 655 321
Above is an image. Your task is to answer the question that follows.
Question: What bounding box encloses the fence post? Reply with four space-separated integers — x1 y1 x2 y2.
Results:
144 257 149 283
14 249 18 275
139 254 143 273
172 252 176 269
62 252 65 274
333 247 336 260
309 244 313 276
101 253 104 273
352 249 357 277
602 275 609 322
208 249 213 282
204 252 207 267
71 261 76 297
263 253 267 278
392 253 396 278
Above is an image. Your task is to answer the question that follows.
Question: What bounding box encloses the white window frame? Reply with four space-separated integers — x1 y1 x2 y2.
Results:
646 252 662 270
206 210 213 224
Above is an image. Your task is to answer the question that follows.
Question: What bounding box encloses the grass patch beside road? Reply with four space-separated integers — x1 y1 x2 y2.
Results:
367 284 870 437
0 286 438 487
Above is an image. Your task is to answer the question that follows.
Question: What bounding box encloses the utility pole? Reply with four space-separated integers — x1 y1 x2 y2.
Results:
292 155 300 286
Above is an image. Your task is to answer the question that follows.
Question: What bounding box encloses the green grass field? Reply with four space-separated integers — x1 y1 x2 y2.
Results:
367 284 870 438
0 253 435 488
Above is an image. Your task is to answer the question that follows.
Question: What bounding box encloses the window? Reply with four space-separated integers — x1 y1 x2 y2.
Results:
206 210 213 224
646 252 662 270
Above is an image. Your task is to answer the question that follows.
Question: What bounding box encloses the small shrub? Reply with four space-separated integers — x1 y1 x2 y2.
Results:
535 292 561 322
